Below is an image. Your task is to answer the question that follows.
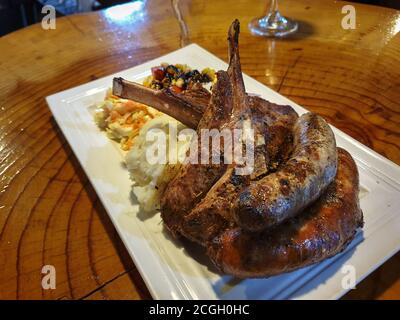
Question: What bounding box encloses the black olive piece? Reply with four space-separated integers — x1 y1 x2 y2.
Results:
161 77 171 86
151 80 163 90
165 72 174 81
192 70 203 82
181 72 192 81
200 74 212 83
166 65 179 76
184 69 200 81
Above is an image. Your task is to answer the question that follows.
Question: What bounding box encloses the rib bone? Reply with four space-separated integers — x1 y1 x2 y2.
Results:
113 77 209 128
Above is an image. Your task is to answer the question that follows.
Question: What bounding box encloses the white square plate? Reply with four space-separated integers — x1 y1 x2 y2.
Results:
46 44 400 300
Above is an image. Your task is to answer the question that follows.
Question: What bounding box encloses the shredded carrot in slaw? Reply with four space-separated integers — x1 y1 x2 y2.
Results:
94 89 160 151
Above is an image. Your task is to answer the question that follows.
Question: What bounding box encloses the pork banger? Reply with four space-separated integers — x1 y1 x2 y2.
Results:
209 148 363 278
236 112 337 231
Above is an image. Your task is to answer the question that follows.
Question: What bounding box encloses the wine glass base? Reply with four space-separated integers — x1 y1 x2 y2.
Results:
249 15 298 38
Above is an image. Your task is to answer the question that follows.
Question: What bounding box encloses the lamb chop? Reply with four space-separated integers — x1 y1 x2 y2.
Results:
179 21 298 244
160 70 233 237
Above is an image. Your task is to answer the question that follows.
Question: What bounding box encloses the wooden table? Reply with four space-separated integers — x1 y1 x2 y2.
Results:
0 0 399 300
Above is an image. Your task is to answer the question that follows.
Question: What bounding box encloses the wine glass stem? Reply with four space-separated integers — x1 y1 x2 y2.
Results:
264 0 282 24
267 0 278 14
248 0 298 37
267 0 279 15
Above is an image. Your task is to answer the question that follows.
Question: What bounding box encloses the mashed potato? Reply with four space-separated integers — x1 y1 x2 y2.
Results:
125 114 193 212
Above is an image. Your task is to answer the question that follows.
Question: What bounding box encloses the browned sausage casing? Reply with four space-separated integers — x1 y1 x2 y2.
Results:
208 148 363 278
235 112 337 232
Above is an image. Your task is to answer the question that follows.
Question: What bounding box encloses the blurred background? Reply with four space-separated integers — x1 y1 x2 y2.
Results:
0 0 399 37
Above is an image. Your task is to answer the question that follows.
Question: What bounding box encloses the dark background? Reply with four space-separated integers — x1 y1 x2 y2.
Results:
0 0 130 36
1 0 399 37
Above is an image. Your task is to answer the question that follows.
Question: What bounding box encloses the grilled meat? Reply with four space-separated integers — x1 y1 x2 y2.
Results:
235 112 337 232
208 148 363 278
160 70 233 237
112 19 363 278
180 23 299 242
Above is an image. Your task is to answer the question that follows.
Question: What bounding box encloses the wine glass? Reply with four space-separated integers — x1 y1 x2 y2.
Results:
248 0 298 37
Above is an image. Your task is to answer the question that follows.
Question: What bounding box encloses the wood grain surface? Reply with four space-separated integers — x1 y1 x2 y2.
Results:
0 0 399 299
